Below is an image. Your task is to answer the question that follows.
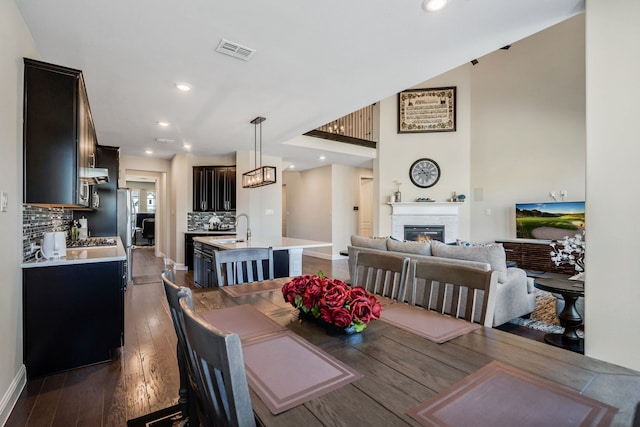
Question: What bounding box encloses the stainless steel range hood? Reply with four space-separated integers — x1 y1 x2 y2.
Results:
80 167 110 184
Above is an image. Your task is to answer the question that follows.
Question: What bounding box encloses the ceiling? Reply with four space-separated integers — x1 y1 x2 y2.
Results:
16 0 584 171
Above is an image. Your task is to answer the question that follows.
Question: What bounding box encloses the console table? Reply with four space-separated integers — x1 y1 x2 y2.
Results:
534 277 585 354
496 239 575 274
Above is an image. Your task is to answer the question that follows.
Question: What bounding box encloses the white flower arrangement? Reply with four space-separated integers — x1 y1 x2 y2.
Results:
550 231 585 280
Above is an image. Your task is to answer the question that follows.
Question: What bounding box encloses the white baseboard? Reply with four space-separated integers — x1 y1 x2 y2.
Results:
0 365 26 426
164 257 187 270
303 250 345 261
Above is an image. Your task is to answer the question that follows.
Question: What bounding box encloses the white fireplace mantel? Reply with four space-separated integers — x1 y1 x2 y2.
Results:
388 202 461 242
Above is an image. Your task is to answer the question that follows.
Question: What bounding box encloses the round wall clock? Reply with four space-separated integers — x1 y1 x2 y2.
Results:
409 158 441 188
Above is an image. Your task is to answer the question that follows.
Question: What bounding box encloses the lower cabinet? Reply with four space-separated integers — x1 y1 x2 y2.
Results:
193 241 214 288
23 261 125 379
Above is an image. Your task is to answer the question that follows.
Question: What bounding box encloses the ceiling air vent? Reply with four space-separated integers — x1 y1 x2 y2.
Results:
155 138 175 144
216 39 256 61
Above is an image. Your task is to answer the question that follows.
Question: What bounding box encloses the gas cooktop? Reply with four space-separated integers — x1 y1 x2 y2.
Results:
66 237 117 248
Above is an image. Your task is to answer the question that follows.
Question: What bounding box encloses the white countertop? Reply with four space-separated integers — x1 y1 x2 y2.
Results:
193 236 332 251
22 237 127 268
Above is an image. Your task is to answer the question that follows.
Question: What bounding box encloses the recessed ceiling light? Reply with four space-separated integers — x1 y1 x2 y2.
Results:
319 156 326 161
423 0 448 12
183 143 192 149
289 165 295 169
157 121 170 127
145 149 153 155
176 82 192 92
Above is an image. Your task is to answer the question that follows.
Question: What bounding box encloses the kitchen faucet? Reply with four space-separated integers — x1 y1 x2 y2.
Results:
234 213 251 242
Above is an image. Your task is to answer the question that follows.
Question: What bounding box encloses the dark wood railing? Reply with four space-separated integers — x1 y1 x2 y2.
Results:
304 104 376 148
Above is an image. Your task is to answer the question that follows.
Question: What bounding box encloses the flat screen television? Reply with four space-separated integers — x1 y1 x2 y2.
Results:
515 201 585 240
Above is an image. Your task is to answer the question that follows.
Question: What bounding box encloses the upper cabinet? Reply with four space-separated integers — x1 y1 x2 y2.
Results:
23 58 97 207
193 166 236 212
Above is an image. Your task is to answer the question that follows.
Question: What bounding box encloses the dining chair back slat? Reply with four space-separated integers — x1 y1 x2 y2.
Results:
352 251 410 301
409 260 498 327
179 297 256 427
161 270 199 425
214 247 274 286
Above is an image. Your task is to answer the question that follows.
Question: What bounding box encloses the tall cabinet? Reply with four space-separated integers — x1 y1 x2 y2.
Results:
193 166 236 212
23 58 97 207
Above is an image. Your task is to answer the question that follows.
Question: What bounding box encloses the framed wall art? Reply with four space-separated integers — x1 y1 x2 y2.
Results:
398 86 456 133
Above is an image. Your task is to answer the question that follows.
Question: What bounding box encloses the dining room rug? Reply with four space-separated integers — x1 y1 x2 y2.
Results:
508 289 587 337
242 331 363 415
380 303 479 343
126 404 184 427
408 361 617 427
220 278 287 297
133 274 161 286
200 304 286 341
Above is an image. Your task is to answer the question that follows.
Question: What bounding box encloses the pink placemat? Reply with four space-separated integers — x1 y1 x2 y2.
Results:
243 331 363 414
220 279 286 297
200 304 285 341
408 361 618 427
380 303 479 343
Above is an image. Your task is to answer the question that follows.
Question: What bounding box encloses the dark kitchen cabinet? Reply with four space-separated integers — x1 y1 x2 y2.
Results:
23 58 98 207
193 166 236 212
23 261 125 379
193 241 214 288
80 146 119 236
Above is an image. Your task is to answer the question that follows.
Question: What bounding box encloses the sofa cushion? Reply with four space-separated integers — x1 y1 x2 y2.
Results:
350 235 388 251
431 240 507 280
386 238 431 256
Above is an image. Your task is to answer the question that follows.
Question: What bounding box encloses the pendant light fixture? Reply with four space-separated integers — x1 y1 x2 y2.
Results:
242 116 277 188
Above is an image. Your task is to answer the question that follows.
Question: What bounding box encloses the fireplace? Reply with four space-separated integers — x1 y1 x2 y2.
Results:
390 202 459 243
404 225 445 242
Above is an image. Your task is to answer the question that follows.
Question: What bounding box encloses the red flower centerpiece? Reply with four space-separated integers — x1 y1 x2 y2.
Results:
282 272 382 333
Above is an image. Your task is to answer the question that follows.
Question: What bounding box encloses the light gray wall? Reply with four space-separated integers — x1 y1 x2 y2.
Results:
0 0 38 422
585 1 640 370
376 64 472 239
470 14 586 242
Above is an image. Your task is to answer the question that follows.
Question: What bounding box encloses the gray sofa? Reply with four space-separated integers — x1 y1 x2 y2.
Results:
348 236 536 327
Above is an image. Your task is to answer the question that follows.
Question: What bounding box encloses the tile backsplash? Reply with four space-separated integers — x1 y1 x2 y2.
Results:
22 205 72 262
187 212 235 231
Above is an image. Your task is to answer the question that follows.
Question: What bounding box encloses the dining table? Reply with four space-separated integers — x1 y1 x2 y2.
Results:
190 278 640 427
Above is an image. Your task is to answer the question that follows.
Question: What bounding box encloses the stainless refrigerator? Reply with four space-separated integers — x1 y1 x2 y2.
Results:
117 188 134 283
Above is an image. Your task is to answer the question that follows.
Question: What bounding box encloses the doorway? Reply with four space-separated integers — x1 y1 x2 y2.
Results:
359 177 373 237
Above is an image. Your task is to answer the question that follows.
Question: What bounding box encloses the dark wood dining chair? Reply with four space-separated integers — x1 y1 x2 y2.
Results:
408 260 498 327
213 247 274 286
352 251 410 301
178 297 256 427
161 270 200 425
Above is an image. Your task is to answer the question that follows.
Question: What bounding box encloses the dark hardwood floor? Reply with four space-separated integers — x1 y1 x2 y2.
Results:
7 249 539 426
6 249 350 426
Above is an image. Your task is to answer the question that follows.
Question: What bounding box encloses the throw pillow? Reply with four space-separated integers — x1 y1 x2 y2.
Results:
456 239 497 247
431 240 507 279
350 235 388 251
386 238 432 256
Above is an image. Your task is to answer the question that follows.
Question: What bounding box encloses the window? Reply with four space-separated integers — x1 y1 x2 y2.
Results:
147 192 156 213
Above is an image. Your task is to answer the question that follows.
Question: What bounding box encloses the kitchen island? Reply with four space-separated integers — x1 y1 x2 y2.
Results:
193 236 331 285
22 237 126 379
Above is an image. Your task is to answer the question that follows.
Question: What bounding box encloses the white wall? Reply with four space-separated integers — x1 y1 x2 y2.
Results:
0 0 38 422
235 150 283 241
332 165 373 256
282 166 333 257
470 15 586 242
376 65 472 240
120 155 171 260
282 165 372 258
585 1 640 371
